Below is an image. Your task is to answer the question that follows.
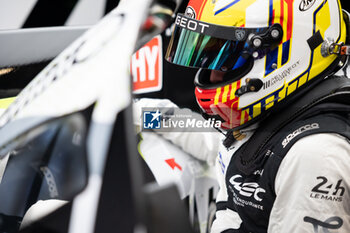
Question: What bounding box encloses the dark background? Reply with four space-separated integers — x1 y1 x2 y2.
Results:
22 0 120 28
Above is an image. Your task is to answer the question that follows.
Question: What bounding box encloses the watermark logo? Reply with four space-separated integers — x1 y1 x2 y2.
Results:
143 110 161 129
142 107 222 132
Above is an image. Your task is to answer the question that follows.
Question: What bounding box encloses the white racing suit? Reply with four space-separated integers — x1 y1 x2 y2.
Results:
211 132 350 233
133 98 350 233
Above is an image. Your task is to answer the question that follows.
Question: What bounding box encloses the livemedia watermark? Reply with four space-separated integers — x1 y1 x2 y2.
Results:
142 107 221 132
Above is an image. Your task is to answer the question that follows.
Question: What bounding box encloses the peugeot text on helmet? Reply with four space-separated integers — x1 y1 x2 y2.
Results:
166 0 348 130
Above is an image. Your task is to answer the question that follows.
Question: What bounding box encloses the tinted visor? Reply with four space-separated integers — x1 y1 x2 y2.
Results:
166 14 282 72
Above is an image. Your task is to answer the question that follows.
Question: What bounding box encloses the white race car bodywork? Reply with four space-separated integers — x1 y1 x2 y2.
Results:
140 132 218 233
0 0 152 232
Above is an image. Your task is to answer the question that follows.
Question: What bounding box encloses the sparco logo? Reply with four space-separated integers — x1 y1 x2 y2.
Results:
282 123 319 148
304 216 343 233
175 15 209 33
299 0 316 11
229 175 266 201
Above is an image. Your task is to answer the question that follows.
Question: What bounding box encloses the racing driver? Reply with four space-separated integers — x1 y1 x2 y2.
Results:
161 0 350 232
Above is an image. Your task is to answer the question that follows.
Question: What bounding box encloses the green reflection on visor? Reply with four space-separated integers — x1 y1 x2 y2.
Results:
166 25 250 71
166 14 282 72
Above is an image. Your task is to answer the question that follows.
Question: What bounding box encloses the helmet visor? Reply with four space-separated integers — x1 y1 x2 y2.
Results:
165 14 282 72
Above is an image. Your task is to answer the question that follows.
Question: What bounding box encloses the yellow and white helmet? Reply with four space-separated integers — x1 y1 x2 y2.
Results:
166 0 349 130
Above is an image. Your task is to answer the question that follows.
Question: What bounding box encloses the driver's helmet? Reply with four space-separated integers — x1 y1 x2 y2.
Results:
166 0 348 130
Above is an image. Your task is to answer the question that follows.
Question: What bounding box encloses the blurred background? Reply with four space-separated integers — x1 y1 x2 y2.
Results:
0 0 348 111
0 0 120 29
